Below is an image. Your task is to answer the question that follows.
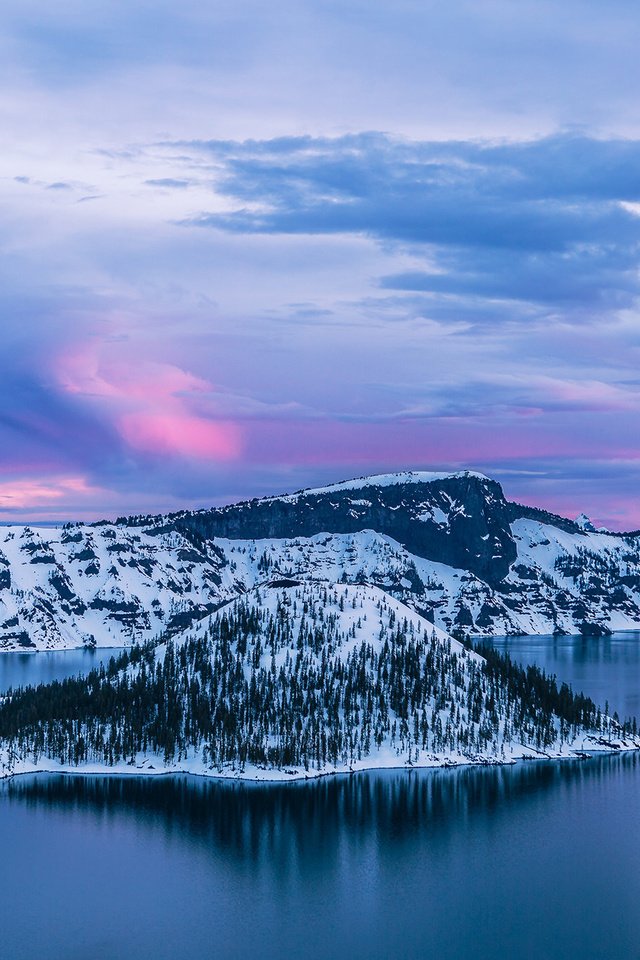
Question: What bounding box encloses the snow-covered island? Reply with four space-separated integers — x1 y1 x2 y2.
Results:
2 583 637 782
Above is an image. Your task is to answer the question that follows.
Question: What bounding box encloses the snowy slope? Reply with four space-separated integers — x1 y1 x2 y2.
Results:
2 472 640 651
203 522 640 638
3 582 636 782
0 523 235 651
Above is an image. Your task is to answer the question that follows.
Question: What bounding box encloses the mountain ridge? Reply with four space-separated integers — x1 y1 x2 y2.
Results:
1 470 640 651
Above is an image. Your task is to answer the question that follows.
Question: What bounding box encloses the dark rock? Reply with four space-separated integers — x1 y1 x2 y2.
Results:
2 630 36 648
578 621 612 637
455 604 474 626
89 598 137 614
71 548 98 562
167 474 517 583
49 571 75 602
61 530 83 544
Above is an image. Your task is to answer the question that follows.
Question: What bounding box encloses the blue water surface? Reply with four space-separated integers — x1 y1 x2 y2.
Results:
0 633 639 960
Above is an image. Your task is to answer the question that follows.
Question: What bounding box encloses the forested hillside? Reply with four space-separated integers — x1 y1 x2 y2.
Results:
2 584 636 781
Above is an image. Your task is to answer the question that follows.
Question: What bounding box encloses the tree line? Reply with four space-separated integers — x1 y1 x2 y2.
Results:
0 586 634 776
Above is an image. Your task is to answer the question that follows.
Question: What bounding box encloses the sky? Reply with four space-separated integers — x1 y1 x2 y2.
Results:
3 1 640 527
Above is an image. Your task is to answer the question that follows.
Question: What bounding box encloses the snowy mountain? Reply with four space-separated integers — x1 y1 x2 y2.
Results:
156 470 517 582
2 582 636 782
575 513 596 532
2 470 640 651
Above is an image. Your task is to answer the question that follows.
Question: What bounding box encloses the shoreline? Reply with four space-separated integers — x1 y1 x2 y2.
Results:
3 737 639 785
4 626 640 657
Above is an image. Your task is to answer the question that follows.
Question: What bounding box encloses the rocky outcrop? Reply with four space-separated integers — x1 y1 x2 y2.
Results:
167 472 517 583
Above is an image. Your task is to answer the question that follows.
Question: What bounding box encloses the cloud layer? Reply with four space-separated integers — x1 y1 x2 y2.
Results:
2 5 640 526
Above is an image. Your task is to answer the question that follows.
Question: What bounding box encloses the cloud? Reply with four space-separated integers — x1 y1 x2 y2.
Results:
57 343 244 463
3 125 640 526
179 132 640 316
0 475 105 513
119 412 239 460
4 6 640 528
144 178 191 189
3 0 640 145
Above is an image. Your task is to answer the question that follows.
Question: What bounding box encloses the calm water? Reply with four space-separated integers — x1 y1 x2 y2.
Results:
485 631 640 721
0 647 120 693
1 634 640 960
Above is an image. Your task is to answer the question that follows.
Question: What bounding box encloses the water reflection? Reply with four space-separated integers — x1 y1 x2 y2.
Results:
2 757 640 960
4 754 637 863
487 631 640 720
0 647 118 693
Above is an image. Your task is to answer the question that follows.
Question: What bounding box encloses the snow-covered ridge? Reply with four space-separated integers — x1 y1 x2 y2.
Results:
271 469 490 502
2 470 640 651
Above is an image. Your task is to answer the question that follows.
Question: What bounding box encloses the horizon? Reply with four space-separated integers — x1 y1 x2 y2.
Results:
0 466 628 533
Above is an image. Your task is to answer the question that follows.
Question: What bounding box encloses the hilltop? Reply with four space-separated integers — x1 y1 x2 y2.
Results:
2 582 636 781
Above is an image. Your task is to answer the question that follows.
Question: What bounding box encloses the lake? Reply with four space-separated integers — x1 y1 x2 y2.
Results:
485 630 640 721
0 647 120 694
1 634 640 960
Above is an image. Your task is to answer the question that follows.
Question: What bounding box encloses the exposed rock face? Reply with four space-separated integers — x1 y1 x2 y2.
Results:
168 472 517 583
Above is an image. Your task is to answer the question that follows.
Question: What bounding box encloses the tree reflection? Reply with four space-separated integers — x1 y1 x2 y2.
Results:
3 754 637 867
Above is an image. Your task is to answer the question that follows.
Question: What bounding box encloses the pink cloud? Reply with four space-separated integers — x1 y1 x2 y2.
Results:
0 475 106 511
120 412 240 460
57 340 243 462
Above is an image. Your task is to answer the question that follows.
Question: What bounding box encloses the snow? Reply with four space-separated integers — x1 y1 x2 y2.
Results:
2 580 637 783
417 506 448 525
274 470 489 501
575 513 596 532
3 473 640 652
4 735 638 784
0 521 244 652
4 510 640 651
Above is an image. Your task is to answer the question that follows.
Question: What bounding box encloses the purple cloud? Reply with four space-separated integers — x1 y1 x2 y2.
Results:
1 6 640 525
